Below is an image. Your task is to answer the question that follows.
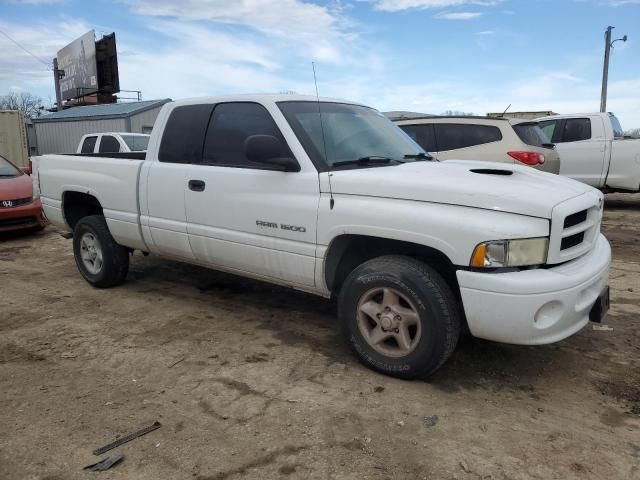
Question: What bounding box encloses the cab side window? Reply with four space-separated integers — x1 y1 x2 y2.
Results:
98 135 121 153
202 102 293 169
561 118 591 142
81 136 97 153
158 104 214 163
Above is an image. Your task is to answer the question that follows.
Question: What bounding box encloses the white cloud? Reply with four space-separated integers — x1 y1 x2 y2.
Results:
0 19 93 92
437 11 483 19
371 0 499 12
476 29 496 35
120 0 353 62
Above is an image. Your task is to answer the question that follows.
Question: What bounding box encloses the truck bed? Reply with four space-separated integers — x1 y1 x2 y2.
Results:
35 153 147 250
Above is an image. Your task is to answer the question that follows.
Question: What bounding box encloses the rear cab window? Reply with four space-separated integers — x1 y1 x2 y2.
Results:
609 114 624 138
121 135 150 151
81 136 97 153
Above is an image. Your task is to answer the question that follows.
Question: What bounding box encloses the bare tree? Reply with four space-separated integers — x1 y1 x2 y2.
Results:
624 128 640 137
441 110 474 116
0 91 46 118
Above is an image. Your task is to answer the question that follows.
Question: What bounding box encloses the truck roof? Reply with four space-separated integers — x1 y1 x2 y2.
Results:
171 93 366 107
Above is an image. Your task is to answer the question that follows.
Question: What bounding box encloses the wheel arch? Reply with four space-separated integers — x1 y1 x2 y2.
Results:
62 190 104 230
323 234 460 297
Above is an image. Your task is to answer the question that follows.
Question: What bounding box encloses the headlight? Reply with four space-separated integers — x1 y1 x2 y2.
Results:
470 237 548 268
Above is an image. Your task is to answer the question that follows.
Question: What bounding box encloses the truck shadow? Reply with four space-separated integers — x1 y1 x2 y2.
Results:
604 193 640 210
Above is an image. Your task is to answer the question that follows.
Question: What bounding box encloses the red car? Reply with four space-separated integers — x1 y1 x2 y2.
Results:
0 154 46 233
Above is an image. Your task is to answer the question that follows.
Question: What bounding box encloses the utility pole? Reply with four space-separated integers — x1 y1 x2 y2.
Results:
600 26 628 113
52 57 64 112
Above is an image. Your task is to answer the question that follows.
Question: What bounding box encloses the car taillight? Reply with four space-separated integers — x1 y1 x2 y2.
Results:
507 151 545 166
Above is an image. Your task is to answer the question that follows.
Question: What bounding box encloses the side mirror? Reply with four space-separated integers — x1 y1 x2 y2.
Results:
21 166 32 175
244 135 300 172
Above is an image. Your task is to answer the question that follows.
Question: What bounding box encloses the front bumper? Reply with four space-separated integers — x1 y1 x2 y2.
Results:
0 199 46 233
456 233 611 345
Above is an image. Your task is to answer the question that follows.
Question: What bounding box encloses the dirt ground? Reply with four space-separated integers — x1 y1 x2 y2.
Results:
1 194 639 480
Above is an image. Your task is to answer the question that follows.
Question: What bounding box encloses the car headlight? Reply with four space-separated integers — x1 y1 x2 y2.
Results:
470 237 548 268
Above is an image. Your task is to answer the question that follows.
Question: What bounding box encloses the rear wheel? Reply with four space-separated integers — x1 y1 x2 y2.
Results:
338 255 460 379
73 215 129 288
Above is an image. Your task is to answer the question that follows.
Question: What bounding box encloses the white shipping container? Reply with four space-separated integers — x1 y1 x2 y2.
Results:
0 110 29 167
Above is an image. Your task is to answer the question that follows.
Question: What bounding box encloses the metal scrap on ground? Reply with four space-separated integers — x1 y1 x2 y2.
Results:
92 421 161 456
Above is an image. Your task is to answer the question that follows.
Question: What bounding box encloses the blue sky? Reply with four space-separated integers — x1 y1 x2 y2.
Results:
1 0 639 127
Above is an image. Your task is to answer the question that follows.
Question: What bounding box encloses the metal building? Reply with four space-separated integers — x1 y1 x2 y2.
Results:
31 99 171 154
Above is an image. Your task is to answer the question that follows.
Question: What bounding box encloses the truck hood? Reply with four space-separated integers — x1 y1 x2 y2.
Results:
0 173 32 201
327 160 594 218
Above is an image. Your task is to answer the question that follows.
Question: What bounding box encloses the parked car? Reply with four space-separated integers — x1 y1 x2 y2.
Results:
0 154 45 233
535 112 640 192
77 132 150 154
33 95 610 379
393 116 560 174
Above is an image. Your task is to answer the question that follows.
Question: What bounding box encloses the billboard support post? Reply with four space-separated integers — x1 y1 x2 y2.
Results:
53 58 63 112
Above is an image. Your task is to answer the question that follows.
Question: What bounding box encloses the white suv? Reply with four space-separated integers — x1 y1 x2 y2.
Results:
392 116 561 174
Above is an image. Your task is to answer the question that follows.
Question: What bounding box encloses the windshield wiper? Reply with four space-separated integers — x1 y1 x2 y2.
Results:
0 174 18 178
331 156 404 168
403 152 434 161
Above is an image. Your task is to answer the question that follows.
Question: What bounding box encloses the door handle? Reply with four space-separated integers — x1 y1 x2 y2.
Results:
188 179 206 192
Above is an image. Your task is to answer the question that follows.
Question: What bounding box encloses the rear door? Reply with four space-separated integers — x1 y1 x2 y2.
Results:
182 101 319 287
432 123 503 161
143 104 214 259
539 117 606 187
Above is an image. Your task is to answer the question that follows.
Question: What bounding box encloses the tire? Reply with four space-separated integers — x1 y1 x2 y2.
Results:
73 215 129 288
338 255 460 379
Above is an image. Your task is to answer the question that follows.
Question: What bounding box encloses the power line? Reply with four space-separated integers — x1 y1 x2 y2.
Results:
0 28 52 70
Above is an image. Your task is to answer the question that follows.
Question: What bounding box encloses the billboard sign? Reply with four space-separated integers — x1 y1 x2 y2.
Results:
57 30 98 101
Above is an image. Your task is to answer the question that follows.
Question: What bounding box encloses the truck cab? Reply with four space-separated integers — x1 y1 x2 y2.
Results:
34 95 611 379
77 132 150 154
536 112 640 192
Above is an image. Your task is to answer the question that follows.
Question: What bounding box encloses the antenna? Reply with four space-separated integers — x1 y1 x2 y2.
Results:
313 61 334 210
499 103 511 117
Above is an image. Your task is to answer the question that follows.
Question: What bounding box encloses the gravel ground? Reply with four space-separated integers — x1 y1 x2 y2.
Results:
1 193 639 480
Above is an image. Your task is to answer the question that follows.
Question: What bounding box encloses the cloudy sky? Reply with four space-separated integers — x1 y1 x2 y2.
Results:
1 0 639 127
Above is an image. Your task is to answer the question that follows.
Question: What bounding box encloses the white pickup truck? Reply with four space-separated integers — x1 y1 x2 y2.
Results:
536 112 640 192
77 132 150 154
33 94 611 379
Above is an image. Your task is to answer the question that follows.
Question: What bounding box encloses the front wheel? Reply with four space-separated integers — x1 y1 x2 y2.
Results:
338 255 460 379
73 215 129 288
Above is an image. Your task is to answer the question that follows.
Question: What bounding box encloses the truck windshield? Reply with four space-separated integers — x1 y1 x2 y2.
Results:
278 101 429 170
121 135 150 151
0 155 21 177
609 115 624 138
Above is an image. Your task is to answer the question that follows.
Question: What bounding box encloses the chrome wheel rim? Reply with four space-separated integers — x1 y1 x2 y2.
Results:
357 287 422 358
80 232 103 275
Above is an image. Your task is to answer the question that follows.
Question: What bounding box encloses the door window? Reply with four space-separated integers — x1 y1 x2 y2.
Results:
202 102 291 168
561 118 591 142
98 135 121 153
434 124 502 151
80 136 97 153
399 124 437 152
158 104 214 163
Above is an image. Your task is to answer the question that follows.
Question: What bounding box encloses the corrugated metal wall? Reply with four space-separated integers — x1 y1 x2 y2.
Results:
35 118 126 154
0 110 29 167
33 106 165 154
130 106 163 134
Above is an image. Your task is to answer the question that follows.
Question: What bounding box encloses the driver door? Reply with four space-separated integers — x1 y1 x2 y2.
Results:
182 102 320 288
